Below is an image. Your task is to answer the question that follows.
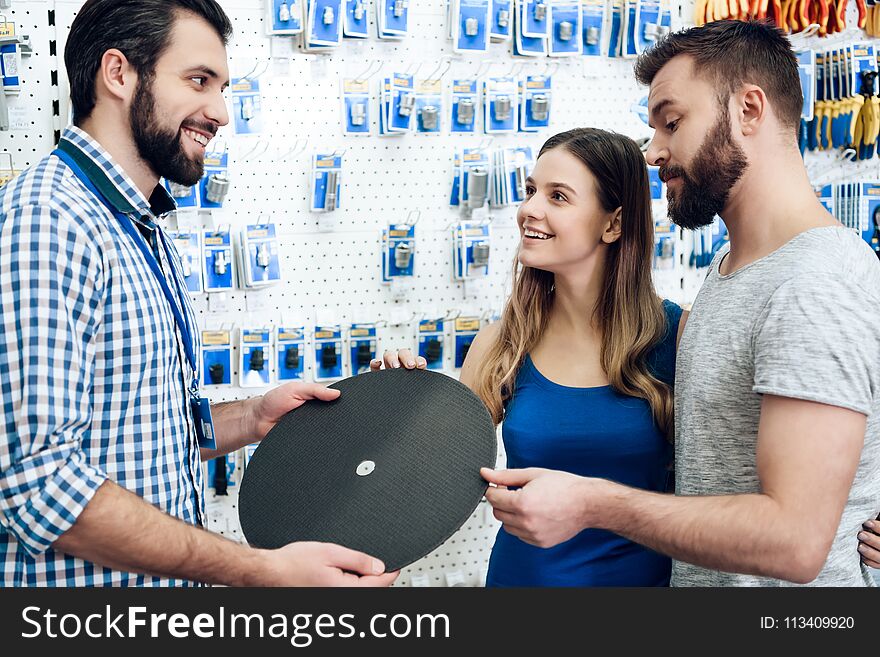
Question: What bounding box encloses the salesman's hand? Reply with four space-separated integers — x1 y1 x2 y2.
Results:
368 348 427 372
250 382 341 441
482 467 597 549
858 519 880 569
263 542 399 586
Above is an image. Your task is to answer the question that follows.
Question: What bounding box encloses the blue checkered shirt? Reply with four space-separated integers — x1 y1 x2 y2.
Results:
0 126 205 586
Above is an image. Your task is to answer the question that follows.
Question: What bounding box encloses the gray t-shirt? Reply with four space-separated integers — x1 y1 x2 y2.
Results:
673 226 880 587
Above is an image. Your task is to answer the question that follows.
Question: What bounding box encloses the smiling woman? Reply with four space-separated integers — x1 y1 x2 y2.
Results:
448 128 684 587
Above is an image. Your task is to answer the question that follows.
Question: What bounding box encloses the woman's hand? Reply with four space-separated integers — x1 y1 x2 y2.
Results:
369 348 427 371
857 518 880 569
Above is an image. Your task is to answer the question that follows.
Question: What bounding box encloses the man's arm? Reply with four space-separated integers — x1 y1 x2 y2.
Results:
203 383 342 460
53 480 397 586
485 395 865 583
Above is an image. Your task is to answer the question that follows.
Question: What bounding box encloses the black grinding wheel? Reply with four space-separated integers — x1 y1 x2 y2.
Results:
238 368 497 571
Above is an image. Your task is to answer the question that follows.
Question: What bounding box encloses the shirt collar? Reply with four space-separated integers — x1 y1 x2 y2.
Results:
58 125 176 222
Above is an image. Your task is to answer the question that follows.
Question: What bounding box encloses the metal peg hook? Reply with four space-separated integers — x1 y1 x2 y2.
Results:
353 60 382 83
240 59 270 82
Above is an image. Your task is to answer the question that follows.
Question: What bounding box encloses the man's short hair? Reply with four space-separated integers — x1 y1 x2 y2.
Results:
65 0 233 124
633 20 803 140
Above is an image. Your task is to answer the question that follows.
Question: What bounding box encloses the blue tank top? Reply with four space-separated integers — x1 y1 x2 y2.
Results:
485 300 682 587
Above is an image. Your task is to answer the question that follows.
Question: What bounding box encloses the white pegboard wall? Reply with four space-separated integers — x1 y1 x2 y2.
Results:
0 1 58 173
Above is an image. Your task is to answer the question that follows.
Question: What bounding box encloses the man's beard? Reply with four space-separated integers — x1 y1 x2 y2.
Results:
129 77 210 186
660 106 748 230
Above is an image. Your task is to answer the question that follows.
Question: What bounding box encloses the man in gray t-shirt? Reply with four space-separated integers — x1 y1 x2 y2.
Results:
673 229 880 586
477 20 880 586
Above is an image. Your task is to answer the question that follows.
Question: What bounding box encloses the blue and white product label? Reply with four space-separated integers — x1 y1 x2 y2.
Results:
381 0 409 36
342 79 371 134
207 454 237 490
415 79 443 133
349 324 378 374
454 0 491 53
815 184 834 215
164 178 200 209
390 73 415 131
490 0 512 39
311 154 343 212
635 0 660 53
454 221 492 279
796 50 816 122
648 166 663 200
240 329 273 388
859 183 880 234
484 77 518 134
514 1 547 56
418 320 445 370
622 0 638 58
277 327 306 381
308 0 343 46
500 146 533 203
523 0 550 38
170 230 204 293
549 1 581 56
199 150 229 209
243 443 259 469
581 0 605 57
607 0 623 57
382 223 417 281
232 78 263 135
850 43 877 93
343 0 370 37
520 75 551 131
0 43 20 90
201 330 233 387
243 224 282 287
203 228 235 292
450 79 478 133
269 0 303 34
450 150 462 206
314 326 343 380
453 316 481 368
458 148 491 206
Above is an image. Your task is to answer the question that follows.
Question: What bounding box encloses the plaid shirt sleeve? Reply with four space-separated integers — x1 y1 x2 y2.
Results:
0 203 109 557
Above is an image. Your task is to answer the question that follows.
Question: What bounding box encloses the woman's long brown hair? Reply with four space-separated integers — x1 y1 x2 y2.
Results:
473 128 673 437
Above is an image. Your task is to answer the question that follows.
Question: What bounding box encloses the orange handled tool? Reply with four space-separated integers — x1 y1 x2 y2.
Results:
817 0 829 34
857 0 867 26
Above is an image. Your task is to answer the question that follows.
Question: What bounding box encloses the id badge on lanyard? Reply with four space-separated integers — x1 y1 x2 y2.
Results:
54 147 217 449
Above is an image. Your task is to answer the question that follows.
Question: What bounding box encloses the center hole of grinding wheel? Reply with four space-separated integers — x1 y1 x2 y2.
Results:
356 460 375 476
